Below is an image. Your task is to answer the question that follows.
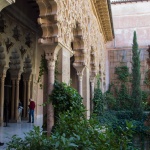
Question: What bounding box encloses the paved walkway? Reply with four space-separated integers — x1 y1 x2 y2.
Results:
0 118 43 150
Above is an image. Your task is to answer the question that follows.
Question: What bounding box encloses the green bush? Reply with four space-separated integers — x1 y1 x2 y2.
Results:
92 76 104 115
7 82 137 150
7 126 52 150
7 114 136 150
50 81 85 125
115 66 130 83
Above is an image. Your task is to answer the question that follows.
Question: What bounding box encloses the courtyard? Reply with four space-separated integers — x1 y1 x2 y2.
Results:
0 118 43 149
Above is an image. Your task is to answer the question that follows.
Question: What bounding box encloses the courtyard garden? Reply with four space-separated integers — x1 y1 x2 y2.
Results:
6 32 150 150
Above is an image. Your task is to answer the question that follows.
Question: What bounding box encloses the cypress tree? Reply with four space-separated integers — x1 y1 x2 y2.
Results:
92 75 103 116
131 31 142 120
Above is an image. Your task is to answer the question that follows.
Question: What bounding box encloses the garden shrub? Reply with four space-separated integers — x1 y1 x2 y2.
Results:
92 75 104 115
7 114 136 150
50 81 85 125
7 81 137 150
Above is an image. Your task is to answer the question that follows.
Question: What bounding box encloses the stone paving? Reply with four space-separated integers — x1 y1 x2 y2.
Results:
0 118 43 150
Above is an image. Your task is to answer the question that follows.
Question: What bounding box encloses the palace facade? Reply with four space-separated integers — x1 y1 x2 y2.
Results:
0 0 113 133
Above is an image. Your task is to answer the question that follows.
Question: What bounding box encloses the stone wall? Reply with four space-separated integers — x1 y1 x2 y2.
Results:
109 48 148 90
107 1 150 48
107 1 150 91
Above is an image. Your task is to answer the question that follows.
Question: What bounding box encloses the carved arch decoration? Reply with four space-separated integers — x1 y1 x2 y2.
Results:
0 42 6 69
90 47 98 78
37 0 107 70
0 0 108 77
9 49 21 79
22 55 32 80
0 41 6 77
72 23 86 70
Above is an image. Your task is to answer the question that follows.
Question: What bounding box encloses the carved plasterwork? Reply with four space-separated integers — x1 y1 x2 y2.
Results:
0 11 35 78
0 42 6 70
37 0 109 77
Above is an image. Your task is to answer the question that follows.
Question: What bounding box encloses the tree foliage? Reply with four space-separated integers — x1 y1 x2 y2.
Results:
131 31 143 120
92 75 104 115
115 66 130 83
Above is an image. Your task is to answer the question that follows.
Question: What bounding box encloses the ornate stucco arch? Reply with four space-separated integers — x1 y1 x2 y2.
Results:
0 0 114 133
0 41 6 77
36 0 113 133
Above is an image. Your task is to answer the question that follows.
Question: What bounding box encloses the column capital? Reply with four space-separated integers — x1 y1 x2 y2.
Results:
90 77 95 83
10 70 22 80
41 44 62 61
73 65 85 77
0 67 8 78
1 76 6 82
22 73 31 81
47 60 55 71
90 73 96 83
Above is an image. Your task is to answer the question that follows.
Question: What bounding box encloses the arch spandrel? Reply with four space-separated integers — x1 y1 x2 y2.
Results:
38 0 102 48
0 10 37 75
37 0 109 77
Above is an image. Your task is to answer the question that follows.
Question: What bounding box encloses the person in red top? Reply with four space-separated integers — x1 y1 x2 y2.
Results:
28 98 35 123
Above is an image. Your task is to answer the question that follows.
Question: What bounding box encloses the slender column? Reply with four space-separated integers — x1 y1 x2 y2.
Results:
74 66 85 97
15 79 19 121
90 78 95 113
78 75 83 97
26 80 31 118
0 77 5 126
23 80 27 118
43 73 48 128
11 79 15 120
90 81 95 99
27 80 31 100
47 60 55 136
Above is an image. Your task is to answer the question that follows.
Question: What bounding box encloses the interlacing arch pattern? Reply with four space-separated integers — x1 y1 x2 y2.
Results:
37 0 106 75
0 0 108 83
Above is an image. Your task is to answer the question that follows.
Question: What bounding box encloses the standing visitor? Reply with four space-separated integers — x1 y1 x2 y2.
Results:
28 98 35 123
18 101 23 123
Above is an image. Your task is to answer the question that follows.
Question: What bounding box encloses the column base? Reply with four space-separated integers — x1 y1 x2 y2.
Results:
0 122 4 126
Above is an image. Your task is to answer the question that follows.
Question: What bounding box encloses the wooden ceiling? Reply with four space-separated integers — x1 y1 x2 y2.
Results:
111 0 150 4
27 0 39 12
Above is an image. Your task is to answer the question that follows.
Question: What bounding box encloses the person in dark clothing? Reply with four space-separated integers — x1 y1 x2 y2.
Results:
0 142 4 146
18 101 23 122
28 98 35 123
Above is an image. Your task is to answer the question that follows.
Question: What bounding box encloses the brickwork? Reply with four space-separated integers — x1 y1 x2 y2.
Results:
109 49 149 91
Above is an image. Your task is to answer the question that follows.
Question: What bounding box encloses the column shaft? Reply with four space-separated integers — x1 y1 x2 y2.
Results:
15 79 19 121
11 80 15 120
90 81 95 113
78 75 83 97
0 78 4 126
91 82 94 99
26 80 31 117
23 80 27 118
47 61 55 136
27 80 31 100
